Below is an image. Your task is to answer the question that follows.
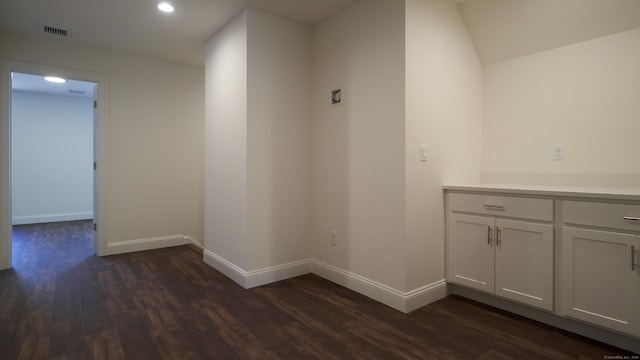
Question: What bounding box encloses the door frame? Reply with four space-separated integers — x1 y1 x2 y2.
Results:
0 60 109 269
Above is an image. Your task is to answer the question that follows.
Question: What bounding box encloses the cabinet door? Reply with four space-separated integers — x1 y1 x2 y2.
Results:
447 213 495 293
561 227 640 337
495 220 554 311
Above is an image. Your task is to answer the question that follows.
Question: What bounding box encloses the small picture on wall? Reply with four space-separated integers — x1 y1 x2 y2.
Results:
331 88 342 105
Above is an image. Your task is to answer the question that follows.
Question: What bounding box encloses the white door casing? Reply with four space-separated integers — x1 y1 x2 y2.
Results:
0 60 109 269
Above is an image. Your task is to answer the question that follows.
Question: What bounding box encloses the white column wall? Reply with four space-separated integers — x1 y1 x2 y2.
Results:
204 9 312 284
204 11 249 270
311 0 407 291
246 9 312 271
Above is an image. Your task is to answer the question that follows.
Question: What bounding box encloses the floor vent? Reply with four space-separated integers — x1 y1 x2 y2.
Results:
42 25 71 38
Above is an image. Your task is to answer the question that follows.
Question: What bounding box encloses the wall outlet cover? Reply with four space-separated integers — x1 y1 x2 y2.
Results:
552 144 565 161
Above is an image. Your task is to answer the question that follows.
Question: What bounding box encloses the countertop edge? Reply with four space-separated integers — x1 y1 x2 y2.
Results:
443 184 640 202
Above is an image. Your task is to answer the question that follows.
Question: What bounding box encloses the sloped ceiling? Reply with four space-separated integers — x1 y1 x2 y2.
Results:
457 0 640 65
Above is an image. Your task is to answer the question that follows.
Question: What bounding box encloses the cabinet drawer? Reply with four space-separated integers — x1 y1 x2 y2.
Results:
563 201 640 231
448 193 553 221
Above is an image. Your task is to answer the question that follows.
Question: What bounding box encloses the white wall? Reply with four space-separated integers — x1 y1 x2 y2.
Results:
482 28 640 188
311 0 407 291
404 0 483 291
310 0 482 307
204 9 311 283
246 9 311 271
0 31 205 253
12 91 93 224
205 10 249 270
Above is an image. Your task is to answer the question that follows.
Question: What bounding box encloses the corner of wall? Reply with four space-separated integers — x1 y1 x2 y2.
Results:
312 259 448 313
203 248 313 289
403 0 483 292
0 60 11 270
204 8 249 270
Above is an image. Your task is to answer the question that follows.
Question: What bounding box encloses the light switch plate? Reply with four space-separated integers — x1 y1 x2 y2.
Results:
420 144 428 162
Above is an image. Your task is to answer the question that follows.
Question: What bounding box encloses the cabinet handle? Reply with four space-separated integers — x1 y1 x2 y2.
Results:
623 216 640 221
483 204 505 210
487 227 493 245
496 227 502 248
633 246 637 272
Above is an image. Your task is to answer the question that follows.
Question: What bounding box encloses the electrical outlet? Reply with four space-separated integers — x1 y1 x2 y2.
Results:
330 231 337 246
552 144 564 161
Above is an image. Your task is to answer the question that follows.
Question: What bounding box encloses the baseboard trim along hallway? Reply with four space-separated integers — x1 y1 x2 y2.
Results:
312 260 448 313
203 249 313 289
106 234 191 255
203 249 447 313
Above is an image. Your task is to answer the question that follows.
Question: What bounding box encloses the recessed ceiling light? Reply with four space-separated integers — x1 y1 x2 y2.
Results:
44 76 66 83
158 2 174 13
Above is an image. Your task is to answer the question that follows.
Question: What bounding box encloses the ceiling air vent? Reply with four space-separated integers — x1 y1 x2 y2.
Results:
42 25 71 38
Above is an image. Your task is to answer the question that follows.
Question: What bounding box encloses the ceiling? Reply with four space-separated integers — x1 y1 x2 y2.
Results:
0 0 359 68
458 0 640 65
1 0 640 69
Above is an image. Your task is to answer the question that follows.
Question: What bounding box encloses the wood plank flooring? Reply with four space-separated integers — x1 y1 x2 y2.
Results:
1 221 635 359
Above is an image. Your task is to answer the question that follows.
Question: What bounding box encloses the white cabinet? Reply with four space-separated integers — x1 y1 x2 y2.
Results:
447 193 554 311
495 219 554 310
448 213 495 293
444 185 640 351
561 201 640 337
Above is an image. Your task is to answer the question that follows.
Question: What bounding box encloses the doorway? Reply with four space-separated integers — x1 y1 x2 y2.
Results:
11 72 96 259
0 61 108 269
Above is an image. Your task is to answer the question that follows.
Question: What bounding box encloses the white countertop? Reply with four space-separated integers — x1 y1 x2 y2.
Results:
443 183 640 202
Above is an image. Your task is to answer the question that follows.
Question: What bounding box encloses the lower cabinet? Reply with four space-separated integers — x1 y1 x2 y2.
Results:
495 219 554 310
561 227 640 337
446 189 640 349
448 214 494 293
448 212 554 311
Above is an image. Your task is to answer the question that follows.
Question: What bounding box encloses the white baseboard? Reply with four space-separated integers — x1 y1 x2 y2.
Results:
203 249 251 287
202 249 313 289
311 260 447 313
105 234 190 255
404 280 451 313
245 259 313 289
12 212 93 225
186 236 204 250
201 250 447 313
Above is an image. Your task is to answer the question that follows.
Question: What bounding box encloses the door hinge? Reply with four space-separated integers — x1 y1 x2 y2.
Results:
93 162 97 170
93 223 97 231
93 100 97 109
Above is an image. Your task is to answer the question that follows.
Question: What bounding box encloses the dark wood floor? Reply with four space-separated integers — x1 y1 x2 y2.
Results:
0 221 634 359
